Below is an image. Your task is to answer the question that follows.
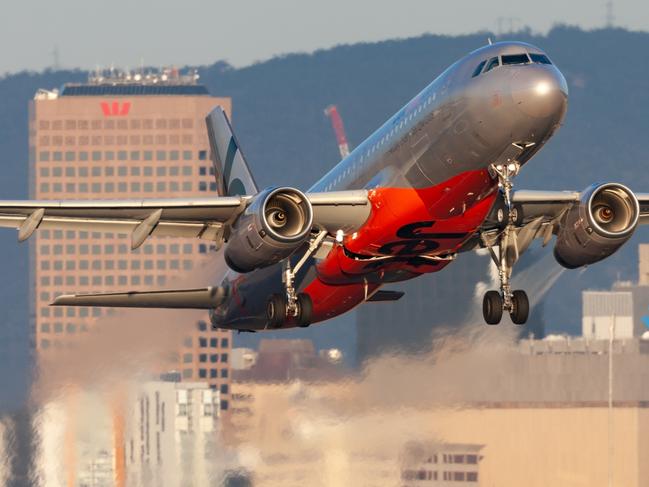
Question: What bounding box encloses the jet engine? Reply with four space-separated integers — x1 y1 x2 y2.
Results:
554 183 639 269
224 187 314 273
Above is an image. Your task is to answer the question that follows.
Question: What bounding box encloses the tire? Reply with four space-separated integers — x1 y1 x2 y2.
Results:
510 290 530 325
266 293 287 328
296 293 313 327
483 291 503 325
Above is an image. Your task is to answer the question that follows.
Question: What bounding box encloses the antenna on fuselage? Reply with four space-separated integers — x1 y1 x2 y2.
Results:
487 37 493 45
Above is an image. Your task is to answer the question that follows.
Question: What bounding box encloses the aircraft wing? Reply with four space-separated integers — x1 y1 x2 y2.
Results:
511 190 649 224
0 190 369 249
474 187 649 258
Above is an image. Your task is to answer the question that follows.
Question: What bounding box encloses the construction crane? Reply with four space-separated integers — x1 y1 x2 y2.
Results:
324 105 351 159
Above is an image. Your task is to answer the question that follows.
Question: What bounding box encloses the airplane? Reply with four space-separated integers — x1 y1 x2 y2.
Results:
0 41 646 329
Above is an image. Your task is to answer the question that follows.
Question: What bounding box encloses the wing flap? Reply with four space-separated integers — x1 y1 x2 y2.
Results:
52 287 226 309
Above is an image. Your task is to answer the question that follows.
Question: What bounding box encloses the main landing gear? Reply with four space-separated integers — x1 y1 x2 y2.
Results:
481 162 530 326
267 292 313 328
482 289 529 325
265 230 327 328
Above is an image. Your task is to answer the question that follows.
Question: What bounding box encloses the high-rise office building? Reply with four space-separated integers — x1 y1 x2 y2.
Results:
125 380 221 485
29 70 232 406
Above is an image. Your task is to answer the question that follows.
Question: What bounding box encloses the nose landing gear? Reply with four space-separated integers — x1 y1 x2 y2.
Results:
481 162 530 325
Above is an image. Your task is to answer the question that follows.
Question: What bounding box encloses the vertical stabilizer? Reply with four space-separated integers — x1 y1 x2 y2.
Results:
206 106 259 196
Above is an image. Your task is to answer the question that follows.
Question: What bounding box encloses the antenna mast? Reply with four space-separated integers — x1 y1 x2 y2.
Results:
605 1 615 28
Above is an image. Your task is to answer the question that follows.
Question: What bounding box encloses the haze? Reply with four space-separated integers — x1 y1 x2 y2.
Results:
3 0 648 76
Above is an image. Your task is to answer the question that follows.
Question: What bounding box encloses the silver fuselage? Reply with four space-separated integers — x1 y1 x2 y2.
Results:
213 41 568 330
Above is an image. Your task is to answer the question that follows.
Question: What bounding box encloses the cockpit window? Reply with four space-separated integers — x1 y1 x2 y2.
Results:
472 51 549 78
484 57 500 73
502 53 530 65
529 53 552 65
472 60 486 78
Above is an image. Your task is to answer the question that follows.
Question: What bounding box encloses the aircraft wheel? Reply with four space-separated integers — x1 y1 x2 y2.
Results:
510 290 529 325
266 293 287 328
296 293 313 327
483 291 503 325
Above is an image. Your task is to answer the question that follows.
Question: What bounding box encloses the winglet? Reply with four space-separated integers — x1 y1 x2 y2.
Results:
206 106 259 196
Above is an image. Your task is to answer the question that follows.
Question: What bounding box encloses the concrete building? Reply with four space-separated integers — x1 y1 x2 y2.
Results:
31 380 222 487
33 391 117 487
28 69 232 402
582 290 635 339
227 336 649 486
227 378 649 487
582 244 649 339
401 442 483 486
125 380 221 486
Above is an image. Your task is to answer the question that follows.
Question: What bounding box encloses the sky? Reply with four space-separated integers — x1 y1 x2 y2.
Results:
1 0 648 75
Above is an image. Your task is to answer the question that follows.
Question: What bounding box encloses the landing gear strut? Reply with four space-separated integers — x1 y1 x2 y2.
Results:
266 230 327 328
481 162 530 325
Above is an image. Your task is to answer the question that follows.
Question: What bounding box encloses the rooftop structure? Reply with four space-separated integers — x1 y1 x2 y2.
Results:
34 68 208 99
86 67 200 87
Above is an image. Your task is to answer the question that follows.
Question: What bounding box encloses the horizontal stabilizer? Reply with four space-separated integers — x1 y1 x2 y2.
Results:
52 287 226 309
367 290 405 302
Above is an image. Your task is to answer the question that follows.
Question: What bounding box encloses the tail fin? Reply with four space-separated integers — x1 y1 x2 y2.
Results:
206 106 259 196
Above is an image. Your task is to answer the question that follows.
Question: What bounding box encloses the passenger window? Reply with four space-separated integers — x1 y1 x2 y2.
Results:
530 53 552 65
502 54 530 65
484 57 500 73
471 60 486 78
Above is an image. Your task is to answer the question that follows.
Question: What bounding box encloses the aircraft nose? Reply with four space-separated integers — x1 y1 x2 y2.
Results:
510 65 568 119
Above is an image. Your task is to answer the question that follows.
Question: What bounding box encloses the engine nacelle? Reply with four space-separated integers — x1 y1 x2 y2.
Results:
224 187 313 273
554 183 639 269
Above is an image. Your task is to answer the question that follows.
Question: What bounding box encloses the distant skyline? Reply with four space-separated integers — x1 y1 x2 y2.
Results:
2 0 649 75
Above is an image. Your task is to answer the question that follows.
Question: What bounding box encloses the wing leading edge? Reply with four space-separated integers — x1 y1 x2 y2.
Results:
476 188 649 256
0 190 370 249
511 189 649 225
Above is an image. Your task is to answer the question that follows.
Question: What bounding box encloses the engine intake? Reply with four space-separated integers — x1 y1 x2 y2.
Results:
224 187 313 273
554 183 639 269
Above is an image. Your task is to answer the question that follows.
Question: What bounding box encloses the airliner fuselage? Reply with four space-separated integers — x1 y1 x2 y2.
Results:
211 41 568 329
